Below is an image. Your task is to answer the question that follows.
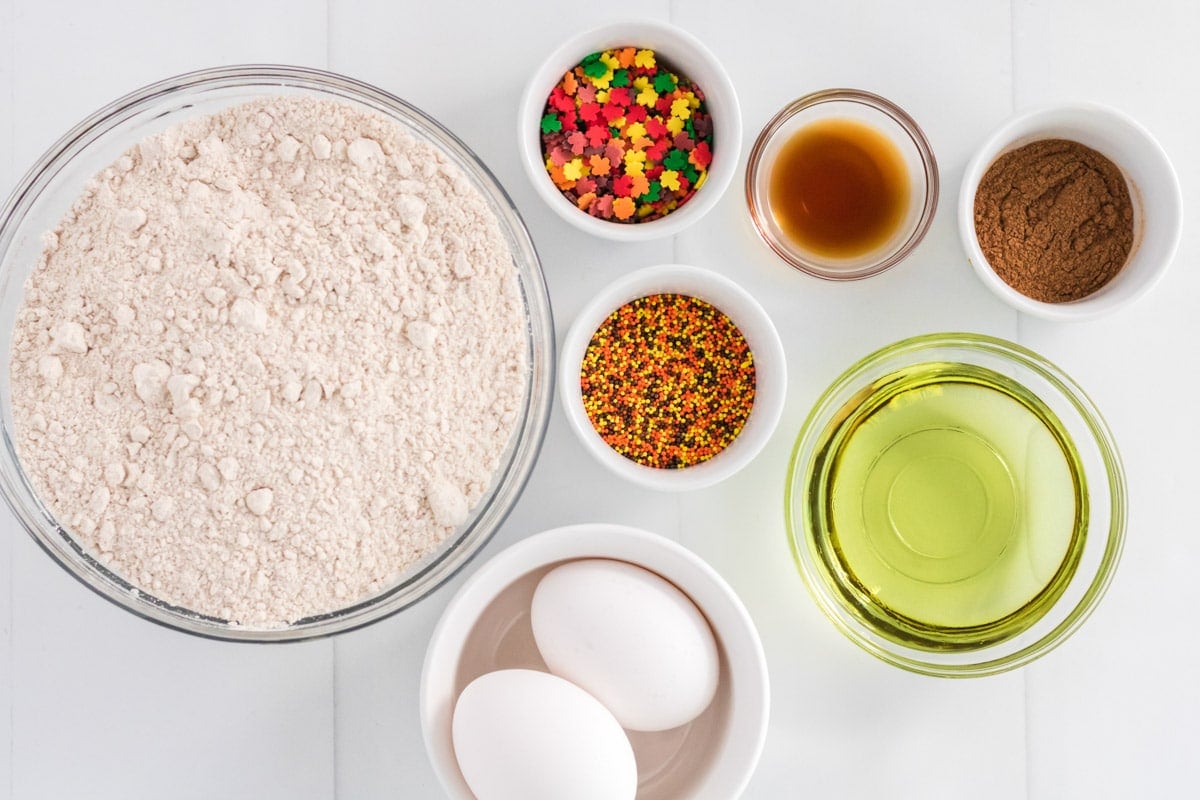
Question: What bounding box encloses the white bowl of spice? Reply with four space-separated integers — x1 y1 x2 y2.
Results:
559 264 786 491
960 103 1182 321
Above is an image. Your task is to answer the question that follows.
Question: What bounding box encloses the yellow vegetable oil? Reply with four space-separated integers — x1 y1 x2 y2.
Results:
807 362 1087 650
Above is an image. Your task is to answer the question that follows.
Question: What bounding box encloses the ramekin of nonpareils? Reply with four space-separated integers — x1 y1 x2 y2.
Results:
558 264 787 491
519 21 742 240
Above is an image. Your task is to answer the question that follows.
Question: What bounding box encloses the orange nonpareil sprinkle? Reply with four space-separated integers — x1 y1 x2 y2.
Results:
580 294 756 469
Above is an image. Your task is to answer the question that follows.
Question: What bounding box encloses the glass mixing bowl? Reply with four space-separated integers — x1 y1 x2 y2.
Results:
786 333 1125 677
0 65 555 642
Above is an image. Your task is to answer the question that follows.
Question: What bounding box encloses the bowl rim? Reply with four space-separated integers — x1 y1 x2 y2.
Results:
558 263 787 491
784 331 1127 677
745 87 940 280
420 522 771 799
0 64 556 642
517 19 743 241
957 101 1183 321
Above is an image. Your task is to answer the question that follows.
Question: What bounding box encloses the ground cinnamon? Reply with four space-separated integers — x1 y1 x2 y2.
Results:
973 138 1134 303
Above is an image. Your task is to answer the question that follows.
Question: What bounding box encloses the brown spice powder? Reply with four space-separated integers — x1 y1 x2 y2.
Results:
973 138 1134 303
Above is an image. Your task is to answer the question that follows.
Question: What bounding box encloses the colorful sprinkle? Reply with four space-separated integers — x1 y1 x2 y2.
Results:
580 294 755 469
540 47 714 224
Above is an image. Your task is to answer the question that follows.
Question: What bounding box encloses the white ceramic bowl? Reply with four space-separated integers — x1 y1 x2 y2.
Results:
420 523 770 800
559 264 786 491
518 20 742 241
959 103 1182 321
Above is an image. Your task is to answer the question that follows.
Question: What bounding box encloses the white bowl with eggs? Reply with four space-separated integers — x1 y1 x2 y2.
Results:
559 264 787 491
420 523 770 800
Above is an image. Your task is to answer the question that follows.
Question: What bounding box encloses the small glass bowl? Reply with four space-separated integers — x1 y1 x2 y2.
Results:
785 333 1125 677
0 65 555 642
746 89 939 280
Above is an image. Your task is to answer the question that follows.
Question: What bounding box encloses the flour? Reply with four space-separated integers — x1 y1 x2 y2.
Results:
10 96 528 627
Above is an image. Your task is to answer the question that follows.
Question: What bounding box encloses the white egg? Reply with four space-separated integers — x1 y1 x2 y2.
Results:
531 558 720 732
451 669 637 800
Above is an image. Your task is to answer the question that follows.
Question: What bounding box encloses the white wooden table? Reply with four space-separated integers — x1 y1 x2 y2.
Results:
1 1 1196 797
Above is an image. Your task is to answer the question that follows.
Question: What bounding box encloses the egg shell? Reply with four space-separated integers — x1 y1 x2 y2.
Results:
451 669 637 800
531 558 720 732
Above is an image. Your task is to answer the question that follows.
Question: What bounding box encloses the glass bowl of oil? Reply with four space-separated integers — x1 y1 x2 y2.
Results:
785 333 1125 677
746 89 938 280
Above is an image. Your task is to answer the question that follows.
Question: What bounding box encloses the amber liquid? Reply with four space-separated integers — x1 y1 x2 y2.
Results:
768 118 911 260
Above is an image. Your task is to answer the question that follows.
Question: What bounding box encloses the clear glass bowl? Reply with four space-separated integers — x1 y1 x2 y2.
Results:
746 89 938 280
785 333 1125 676
0 65 555 642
